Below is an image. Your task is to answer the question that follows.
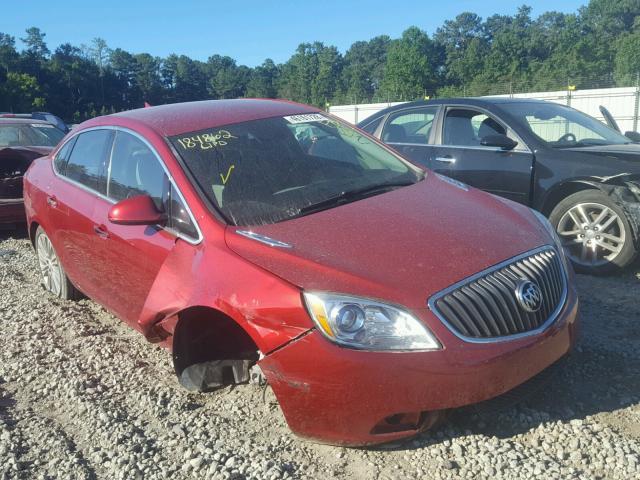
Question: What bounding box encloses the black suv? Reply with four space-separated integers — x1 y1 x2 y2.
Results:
361 98 640 274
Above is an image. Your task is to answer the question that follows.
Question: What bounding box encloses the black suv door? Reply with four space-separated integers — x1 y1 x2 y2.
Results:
378 106 440 167
432 106 534 205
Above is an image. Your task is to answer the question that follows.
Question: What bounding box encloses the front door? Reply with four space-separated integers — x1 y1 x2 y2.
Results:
89 129 177 326
435 107 534 205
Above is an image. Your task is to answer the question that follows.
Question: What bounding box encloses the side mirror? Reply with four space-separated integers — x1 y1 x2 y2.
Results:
480 134 518 150
625 131 640 142
108 195 167 226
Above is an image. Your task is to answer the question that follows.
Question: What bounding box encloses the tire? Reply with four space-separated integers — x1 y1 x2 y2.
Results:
34 226 80 300
549 190 638 275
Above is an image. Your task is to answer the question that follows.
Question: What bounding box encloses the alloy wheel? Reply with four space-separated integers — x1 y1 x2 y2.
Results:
37 233 63 296
557 202 626 267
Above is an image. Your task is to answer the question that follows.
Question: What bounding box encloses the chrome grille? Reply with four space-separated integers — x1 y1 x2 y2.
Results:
428 247 567 342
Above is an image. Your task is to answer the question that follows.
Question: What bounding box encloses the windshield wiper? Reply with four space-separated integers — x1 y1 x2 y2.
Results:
291 179 419 219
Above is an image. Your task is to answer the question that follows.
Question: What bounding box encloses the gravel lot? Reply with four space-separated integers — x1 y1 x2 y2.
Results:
1 228 639 480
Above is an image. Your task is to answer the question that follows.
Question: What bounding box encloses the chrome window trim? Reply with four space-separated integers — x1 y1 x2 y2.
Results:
427 245 568 344
235 230 292 248
433 144 516 153
51 125 203 245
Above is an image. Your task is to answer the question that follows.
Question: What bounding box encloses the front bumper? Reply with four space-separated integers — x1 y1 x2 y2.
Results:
0 199 26 225
260 285 579 446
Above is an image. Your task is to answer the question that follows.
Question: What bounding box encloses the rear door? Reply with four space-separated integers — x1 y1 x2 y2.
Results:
433 106 534 205
378 106 440 167
47 128 113 298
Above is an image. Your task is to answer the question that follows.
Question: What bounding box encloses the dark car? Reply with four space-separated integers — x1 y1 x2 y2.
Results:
361 98 640 274
23 99 578 445
0 118 65 226
0 112 69 133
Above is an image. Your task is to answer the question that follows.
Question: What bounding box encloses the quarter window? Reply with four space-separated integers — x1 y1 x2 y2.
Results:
65 129 112 193
382 107 438 145
166 184 198 239
107 131 168 211
53 137 76 174
360 116 383 135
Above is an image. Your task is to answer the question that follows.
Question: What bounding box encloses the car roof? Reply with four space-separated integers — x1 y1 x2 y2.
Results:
0 117 51 126
359 97 552 124
87 99 321 137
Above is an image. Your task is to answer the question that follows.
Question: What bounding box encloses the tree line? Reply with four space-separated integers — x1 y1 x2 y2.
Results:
0 0 639 122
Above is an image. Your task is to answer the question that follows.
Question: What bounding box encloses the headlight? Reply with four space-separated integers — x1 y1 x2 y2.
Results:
303 292 440 351
532 209 570 269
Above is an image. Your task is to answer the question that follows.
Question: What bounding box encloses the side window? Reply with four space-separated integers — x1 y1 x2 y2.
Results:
65 129 112 193
167 184 198 239
107 131 168 211
360 116 383 135
53 137 76 175
443 109 506 147
382 107 438 144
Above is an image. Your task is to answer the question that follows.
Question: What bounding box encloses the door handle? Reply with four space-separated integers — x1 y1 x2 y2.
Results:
434 156 455 164
93 225 110 239
46 195 58 207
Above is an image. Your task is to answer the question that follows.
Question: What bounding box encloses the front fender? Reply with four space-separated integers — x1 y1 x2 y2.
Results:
135 238 314 354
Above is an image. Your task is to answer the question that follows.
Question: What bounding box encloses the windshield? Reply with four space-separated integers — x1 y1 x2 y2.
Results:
0 123 65 148
500 102 630 148
169 113 422 226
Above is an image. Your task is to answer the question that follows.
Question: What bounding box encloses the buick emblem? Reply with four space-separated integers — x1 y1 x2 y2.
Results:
515 280 543 313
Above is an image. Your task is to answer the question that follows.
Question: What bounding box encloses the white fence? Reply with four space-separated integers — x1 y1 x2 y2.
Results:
329 86 640 134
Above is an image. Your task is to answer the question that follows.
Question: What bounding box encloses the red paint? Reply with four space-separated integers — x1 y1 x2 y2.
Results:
261 294 578 446
108 195 167 225
23 99 579 446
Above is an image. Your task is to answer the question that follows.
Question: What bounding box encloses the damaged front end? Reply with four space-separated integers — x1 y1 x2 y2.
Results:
0 147 41 201
596 174 640 245
0 147 44 224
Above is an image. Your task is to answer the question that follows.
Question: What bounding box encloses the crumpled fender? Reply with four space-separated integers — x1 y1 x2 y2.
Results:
135 237 314 354
551 174 640 246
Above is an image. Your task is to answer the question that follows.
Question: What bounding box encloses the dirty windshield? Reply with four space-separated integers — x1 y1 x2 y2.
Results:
169 113 423 226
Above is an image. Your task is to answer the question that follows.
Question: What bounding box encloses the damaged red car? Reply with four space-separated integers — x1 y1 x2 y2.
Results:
23 99 579 446
1 118 65 226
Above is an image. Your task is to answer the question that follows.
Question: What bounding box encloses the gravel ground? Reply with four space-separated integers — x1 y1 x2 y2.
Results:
0 228 639 480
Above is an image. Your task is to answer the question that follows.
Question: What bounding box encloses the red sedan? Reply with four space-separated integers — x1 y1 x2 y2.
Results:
23 99 579 446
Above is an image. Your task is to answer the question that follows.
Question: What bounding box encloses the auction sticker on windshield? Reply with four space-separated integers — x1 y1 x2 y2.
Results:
283 113 327 124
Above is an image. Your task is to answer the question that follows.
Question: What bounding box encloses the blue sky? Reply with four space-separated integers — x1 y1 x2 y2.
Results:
4 0 587 66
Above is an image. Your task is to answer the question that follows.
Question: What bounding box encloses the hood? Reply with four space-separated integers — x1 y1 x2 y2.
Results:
224 173 552 309
0 145 53 157
564 143 640 166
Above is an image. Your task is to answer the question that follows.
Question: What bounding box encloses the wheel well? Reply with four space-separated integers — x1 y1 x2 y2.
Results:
172 306 259 389
29 221 39 248
540 182 599 216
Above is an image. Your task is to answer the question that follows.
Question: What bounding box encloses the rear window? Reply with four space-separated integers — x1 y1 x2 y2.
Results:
169 114 421 226
0 123 65 148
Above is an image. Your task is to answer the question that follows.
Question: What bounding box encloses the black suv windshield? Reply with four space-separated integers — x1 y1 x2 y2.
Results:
501 102 630 149
169 114 422 226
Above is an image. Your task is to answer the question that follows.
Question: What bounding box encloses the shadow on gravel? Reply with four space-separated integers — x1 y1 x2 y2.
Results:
373 266 640 452
0 224 28 241
0 384 17 414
